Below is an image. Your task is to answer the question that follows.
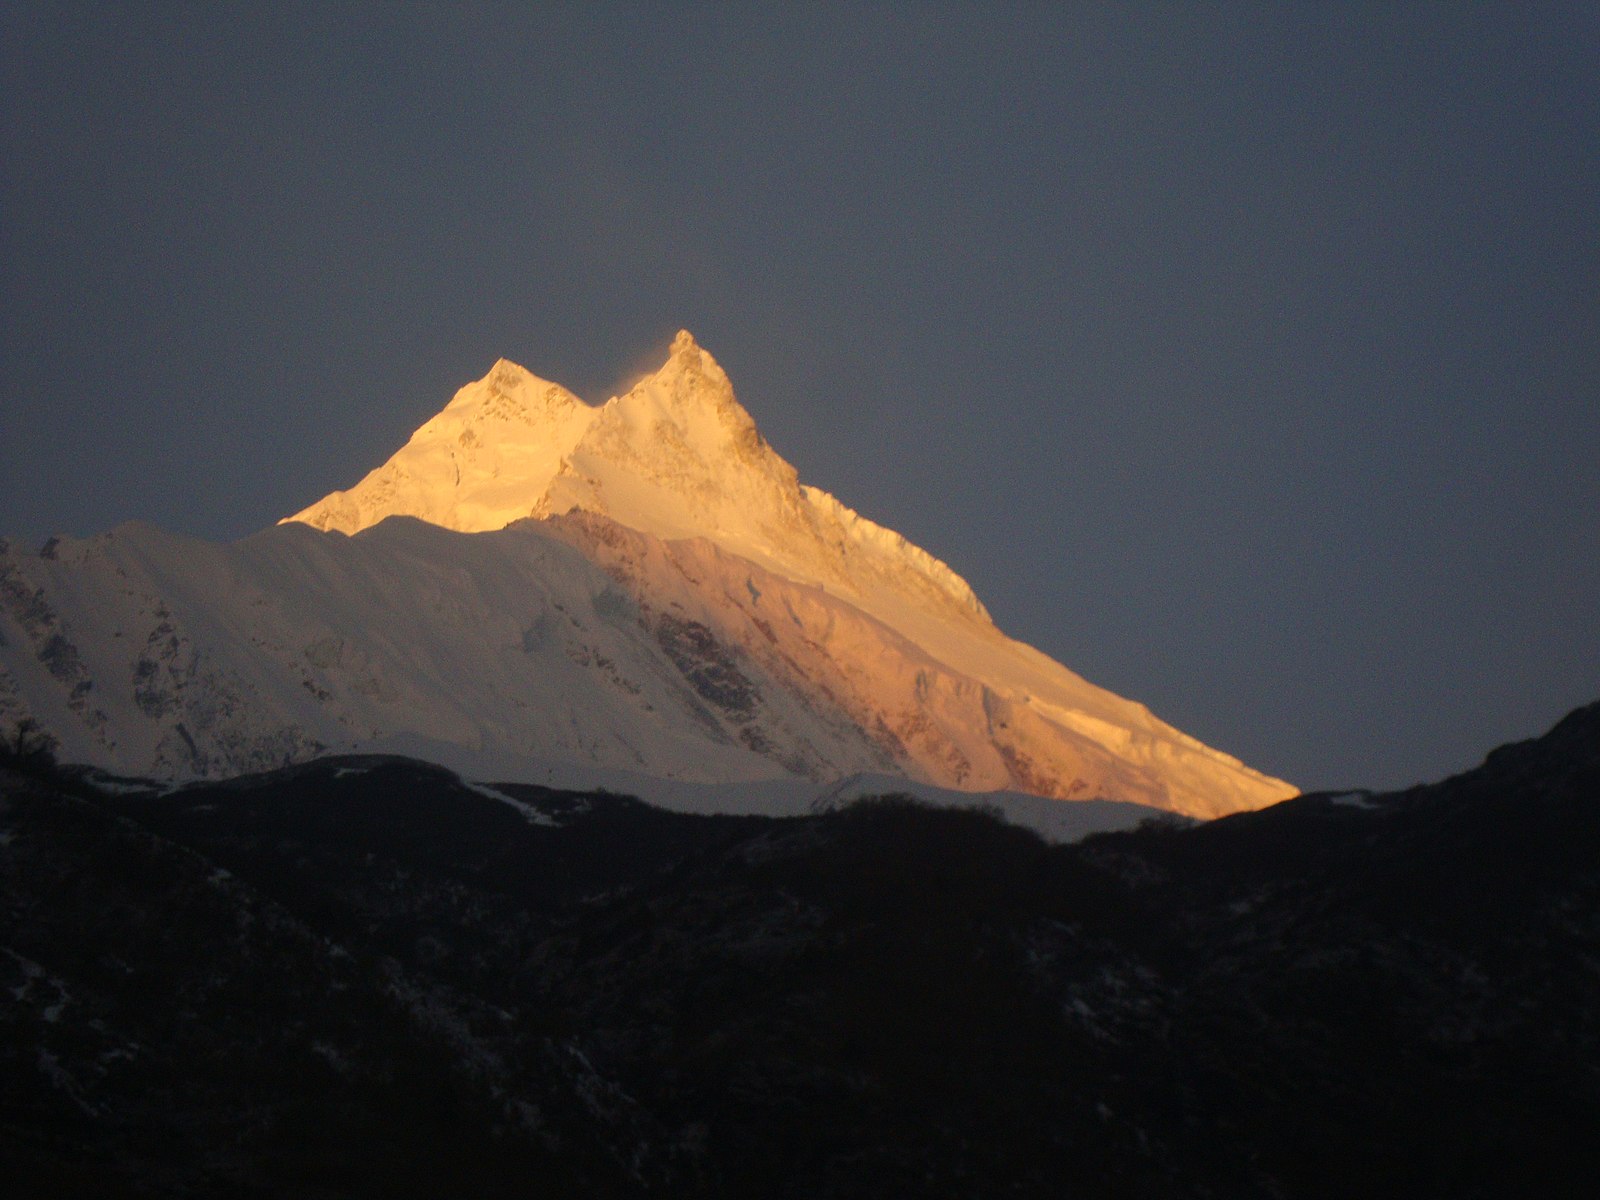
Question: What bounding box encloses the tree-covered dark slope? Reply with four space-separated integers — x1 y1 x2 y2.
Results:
2 704 1597 1197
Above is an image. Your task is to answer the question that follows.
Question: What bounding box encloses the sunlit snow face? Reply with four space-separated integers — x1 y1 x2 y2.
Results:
248 333 1296 817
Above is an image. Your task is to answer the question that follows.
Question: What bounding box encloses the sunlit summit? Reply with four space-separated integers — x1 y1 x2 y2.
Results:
2 335 1293 823
279 333 1294 817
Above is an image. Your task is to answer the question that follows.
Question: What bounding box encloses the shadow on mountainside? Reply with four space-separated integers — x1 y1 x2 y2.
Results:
2 703 1597 1197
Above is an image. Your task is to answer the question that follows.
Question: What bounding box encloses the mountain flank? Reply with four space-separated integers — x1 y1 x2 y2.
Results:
2 702 1596 1196
1 335 1292 818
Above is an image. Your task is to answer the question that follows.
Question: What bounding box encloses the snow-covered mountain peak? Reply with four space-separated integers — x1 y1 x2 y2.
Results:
280 357 593 535
5 332 1299 817
588 332 765 468
284 336 760 537
480 356 538 392
615 329 749 433
447 358 583 424
657 328 723 384
283 337 985 632
273 338 1286 817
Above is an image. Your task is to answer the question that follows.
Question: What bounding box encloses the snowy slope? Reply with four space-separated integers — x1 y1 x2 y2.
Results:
1 512 1277 817
0 518 825 785
285 332 1293 816
1 333 1294 819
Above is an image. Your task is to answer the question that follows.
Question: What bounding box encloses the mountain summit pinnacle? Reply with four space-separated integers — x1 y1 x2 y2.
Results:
646 329 737 413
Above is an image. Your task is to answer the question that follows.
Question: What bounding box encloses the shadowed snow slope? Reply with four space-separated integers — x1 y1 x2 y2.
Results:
2 334 1294 818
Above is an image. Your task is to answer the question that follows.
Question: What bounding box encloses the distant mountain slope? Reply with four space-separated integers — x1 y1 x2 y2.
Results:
1 334 1292 816
3 701 1595 1197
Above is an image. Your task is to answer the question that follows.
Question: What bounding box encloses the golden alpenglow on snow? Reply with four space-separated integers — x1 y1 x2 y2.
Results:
0 334 1293 835
276 332 1295 819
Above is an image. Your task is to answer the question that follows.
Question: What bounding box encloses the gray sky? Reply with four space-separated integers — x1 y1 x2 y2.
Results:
3 3 1596 792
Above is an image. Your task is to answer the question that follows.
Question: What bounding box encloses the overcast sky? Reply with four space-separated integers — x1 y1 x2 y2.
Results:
3 3 1596 792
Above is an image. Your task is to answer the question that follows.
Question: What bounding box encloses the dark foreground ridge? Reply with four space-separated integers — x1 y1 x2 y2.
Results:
3 704 1598 1198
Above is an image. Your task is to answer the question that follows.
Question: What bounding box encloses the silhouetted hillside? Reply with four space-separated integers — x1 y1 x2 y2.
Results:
3 705 1597 1196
